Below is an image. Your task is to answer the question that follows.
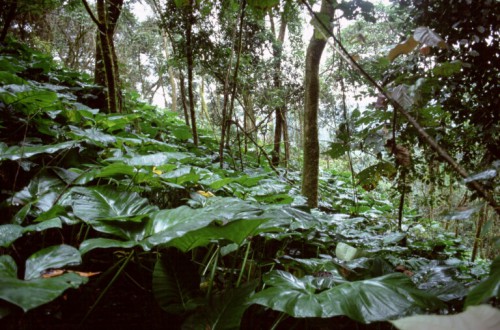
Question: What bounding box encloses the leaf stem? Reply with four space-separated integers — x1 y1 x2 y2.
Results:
79 249 135 325
236 239 252 287
206 245 220 301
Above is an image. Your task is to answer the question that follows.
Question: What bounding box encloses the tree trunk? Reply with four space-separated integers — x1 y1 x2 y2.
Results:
178 70 190 126
185 1 198 145
242 90 256 153
270 6 288 167
162 33 177 113
0 1 18 43
301 0 334 208
83 0 123 113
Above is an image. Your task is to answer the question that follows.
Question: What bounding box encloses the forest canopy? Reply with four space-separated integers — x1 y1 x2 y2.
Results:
0 0 499 329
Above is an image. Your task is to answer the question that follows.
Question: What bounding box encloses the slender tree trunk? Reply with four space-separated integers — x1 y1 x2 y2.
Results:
178 70 190 126
471 204 487 262
162 33 177 113
302 0 334 208
224 0 247 149
242 90 256 153
185 1 198 145
270 7 288 167
0 1 17 43
219 1 245 167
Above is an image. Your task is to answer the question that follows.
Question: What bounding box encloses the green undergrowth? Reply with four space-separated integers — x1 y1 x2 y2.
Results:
0 40 498 329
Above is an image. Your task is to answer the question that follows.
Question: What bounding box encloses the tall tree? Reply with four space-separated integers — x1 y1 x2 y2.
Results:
184 0 198 145
270 2 289 167
82 0 123 113
302 0 334 208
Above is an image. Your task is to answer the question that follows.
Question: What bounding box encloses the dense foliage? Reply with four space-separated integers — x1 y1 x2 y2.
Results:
0 37 498 329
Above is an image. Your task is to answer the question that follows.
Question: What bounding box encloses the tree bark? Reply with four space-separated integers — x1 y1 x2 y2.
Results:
162 33 177 113
185 0 198 145
83 0 123 113
270 6 288 166
302 0 334 208
178 70 190 126
0 1 18 43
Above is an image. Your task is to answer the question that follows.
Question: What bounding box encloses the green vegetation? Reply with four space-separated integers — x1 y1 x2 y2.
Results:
0 0 499 329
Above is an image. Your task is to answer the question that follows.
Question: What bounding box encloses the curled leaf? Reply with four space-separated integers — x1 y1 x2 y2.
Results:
413 27 447 49
387 36 419 62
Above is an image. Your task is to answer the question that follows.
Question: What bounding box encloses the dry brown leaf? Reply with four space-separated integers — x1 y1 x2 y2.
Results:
41 269 65 278
69 270 101 277
387 36 419 62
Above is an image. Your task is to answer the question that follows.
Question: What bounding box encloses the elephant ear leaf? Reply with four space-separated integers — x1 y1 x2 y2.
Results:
0 246 87 312
250 271 443 323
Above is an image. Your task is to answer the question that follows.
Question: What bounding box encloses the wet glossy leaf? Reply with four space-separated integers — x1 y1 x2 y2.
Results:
167 218 268 252
250 271 443 322
0 225 23 247
0 141 77 161
465 256 500 307
336 242 359 261
0 218 61 247
25 245 81 280
0 254 87 312
70 186 157 223
79 238 137 255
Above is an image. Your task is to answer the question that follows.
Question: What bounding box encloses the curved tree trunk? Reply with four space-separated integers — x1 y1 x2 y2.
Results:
302 0 334 208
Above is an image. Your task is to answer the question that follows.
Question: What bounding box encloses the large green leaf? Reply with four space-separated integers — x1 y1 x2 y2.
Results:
0 225 23 247
78 197 269 253
24 245 82 280
357 162 396 191
70 186 158 223
250 271 443 323
167 218 268 252
0 252 87 312
152 250 203 314
0 87 61 112
10 173 67 224
465 256 500 307
79 238 137 255
325 142 350 159
0 141 77 161
68 126 117 146
141 197 267 251
0 218 62 247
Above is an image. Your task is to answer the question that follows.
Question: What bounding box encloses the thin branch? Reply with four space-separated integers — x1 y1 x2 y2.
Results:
81 0 102 29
